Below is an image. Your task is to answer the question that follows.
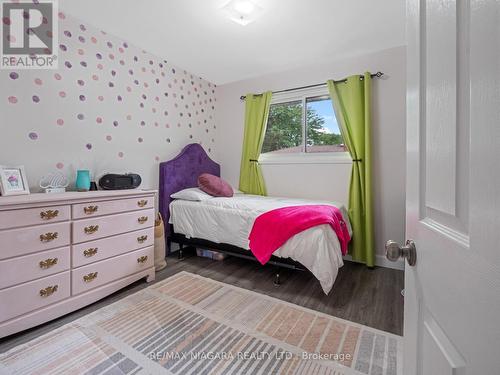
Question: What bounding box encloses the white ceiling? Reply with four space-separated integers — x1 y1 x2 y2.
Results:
60 0 406 85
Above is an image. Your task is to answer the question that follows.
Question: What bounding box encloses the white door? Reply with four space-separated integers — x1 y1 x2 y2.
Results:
397 0 500 374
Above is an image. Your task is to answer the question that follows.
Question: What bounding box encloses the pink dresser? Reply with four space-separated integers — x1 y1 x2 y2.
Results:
0 190 156 338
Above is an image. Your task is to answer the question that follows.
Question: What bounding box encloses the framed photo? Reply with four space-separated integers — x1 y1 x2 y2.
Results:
0 166 30 196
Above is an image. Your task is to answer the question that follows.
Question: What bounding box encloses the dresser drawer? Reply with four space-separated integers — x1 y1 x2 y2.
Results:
72 228 154 267
0 222 71 260
0 271 70 322
0 246 70 289
72 209 155 243
72 196 154 219
0 205 70 230
72 246 153 295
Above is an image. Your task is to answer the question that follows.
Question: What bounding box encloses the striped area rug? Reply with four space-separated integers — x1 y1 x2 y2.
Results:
0 272 402 375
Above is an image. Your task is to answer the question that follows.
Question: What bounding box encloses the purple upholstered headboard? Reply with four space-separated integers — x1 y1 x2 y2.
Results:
159 143 220 242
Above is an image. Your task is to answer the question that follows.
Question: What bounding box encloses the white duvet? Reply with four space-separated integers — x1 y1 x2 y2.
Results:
169 194 352 294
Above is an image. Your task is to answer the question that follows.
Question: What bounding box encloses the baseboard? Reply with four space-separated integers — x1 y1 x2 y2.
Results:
343 254 405 271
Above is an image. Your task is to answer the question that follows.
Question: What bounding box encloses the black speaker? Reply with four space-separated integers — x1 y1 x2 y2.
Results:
98 173 142 190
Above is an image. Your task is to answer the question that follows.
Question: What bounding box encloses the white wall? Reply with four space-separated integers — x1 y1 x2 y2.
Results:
215 46 406 263
0 12 217 192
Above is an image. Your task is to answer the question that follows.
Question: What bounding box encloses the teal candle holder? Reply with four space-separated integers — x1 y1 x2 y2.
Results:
75 170 91 192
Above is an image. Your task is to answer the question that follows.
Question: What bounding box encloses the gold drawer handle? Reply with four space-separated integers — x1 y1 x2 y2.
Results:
39 257 58 269
83 205 98 215
40 232 58 242
137 199 148 207
137 235 148 243
83 248 98 257
39 285 58 297
138 216 148 224
40 209 59 220
83 272 98 282
84 225 99 234
137 255 148 264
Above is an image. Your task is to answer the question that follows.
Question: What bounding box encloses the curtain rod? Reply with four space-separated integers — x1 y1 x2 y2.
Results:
239 71 384 101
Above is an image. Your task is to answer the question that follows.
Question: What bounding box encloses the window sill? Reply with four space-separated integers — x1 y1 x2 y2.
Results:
259 152 352 165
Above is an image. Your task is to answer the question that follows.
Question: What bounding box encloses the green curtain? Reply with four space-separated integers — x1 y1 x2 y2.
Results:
238 92 272 195
327 73 375 267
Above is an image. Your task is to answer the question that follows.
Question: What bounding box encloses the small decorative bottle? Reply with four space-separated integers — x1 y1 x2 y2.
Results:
75 170 91 191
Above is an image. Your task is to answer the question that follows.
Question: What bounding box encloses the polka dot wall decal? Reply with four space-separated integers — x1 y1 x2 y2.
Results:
123 42 128 48
126 115 132 120
32 95 40 103
107 41 113 48
106 135 112 141
3 17 11 25
59 91 66 98
59 44 67 51
79 95 85 101
80 61 87 67
77 79 84 86
80 24 86 31
86 143 92 150
109 54 114 60
56 119 64 126
91 36 97 43
64 61 72 68
58 12 65 19
118 152 124 158
119 60 125 65
54 73 62 80
119 47 124 53
28 132 38 140
77 113 84 120
56 162 64 169
98 95 104 101
113 120 118 127
117 95 122 101
155 156 160 162
166 138 171 143
140 121 145 126
96 53 102 59
138 137 143 143
63 30 71 37
92 74 98 80
97 63 103 70
111 70 116 76
108 82 114 87
96 117 102 124
78 48 84 55
126 86 131 92
9 72 18 79
34 78 42 85
133 56 138 62
7 35 16 43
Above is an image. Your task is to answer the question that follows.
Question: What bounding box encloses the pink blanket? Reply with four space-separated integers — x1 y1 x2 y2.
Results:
248 205 351 265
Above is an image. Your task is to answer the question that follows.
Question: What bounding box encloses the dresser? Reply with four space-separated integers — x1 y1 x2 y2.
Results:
0 190 156 338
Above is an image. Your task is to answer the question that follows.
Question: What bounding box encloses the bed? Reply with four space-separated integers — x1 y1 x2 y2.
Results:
159 143 352 294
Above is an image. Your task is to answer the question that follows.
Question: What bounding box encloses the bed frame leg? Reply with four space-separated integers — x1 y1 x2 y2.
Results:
178 244 185 261
274 271 281 287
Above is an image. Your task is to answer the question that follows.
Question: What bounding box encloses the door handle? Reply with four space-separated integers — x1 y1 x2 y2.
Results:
385 240 417 266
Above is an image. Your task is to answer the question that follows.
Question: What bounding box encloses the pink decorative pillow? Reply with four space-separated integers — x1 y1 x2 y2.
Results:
198 173 233 197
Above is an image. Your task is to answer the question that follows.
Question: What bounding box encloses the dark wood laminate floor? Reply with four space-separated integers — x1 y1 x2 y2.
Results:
0 249 404 353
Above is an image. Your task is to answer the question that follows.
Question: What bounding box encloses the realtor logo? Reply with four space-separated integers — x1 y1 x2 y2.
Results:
1 0 58 69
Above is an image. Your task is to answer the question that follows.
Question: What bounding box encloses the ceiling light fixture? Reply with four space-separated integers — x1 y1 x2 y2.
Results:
222 0 263 26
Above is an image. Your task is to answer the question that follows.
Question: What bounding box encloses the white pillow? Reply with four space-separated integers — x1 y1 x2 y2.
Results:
170 187 212 201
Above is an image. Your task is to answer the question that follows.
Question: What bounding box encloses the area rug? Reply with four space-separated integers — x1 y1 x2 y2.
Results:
0 271 402 375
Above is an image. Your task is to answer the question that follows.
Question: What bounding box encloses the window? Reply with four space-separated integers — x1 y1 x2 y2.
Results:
261 88 346 156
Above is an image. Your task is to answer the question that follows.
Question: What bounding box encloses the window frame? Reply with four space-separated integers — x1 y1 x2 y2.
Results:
259 85 351 165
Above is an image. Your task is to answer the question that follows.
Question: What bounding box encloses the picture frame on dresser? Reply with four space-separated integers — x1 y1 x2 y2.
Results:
0 165 30 196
